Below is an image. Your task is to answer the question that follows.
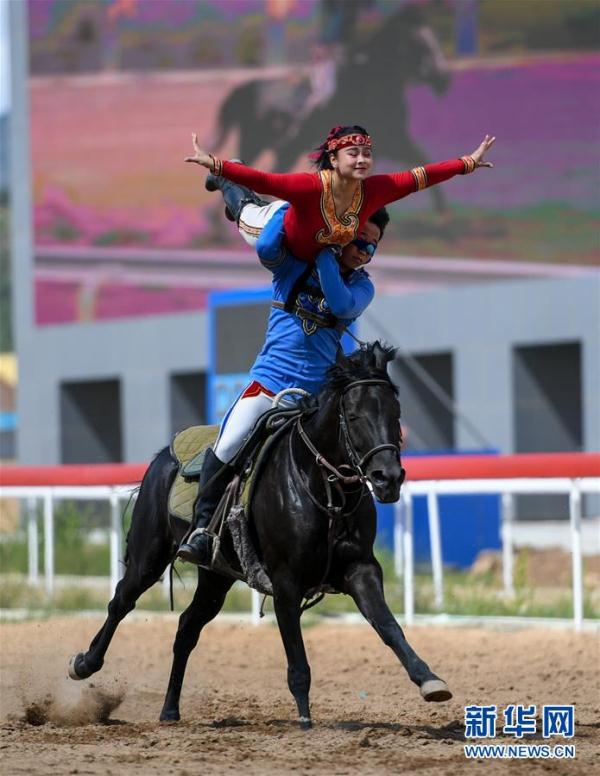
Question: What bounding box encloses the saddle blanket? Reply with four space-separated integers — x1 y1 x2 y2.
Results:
168 425 219 521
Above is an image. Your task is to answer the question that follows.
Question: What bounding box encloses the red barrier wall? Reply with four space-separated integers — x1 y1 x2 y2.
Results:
1 453 598 487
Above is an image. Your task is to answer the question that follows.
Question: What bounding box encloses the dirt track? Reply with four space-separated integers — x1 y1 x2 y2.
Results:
0 616 598 775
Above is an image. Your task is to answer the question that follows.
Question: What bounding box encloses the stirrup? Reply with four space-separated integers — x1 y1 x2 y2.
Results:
177 527 214 567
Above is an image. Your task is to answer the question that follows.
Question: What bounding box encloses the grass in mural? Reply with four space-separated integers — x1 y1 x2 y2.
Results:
384 204 599 264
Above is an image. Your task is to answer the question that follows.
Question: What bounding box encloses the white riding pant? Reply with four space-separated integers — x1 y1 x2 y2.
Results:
214 382 297 464
237 199 287 248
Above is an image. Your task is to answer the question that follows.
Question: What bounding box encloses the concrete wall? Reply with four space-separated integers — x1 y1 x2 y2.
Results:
361 276 600 455
17 312 207 463
13 275 599 466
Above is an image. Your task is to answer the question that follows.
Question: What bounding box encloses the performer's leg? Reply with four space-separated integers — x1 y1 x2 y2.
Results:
204 162 286 248
206 165 268 224
177 384 274 566
237 199 287 250
213 384 275 462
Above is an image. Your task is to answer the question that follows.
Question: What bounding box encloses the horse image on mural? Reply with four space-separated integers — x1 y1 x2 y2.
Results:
68 343 452 728
212 7 451 214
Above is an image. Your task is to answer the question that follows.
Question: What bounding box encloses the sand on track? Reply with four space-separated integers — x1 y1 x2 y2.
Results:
0 616 598 775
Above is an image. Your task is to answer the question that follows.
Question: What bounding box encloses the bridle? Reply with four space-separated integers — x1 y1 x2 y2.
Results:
338 378 402 479
291 377 404 612
296 378 402 486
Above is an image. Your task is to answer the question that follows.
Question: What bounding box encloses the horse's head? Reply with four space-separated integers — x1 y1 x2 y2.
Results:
366 6 451 97
327 342 405 503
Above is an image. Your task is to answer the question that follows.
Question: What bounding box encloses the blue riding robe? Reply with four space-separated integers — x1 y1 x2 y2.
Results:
250 204 374 396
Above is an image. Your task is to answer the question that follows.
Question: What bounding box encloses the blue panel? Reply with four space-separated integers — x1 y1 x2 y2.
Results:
0 412 17 432
375 502 395 550
412 493 501 570
212 373 249 424
207 287 271 424
379 450 502 567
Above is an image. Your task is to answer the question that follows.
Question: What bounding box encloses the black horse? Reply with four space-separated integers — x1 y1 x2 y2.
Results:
68 342 451 727
212 6 451 213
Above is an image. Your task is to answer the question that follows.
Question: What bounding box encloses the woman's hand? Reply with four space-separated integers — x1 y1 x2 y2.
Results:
470 135 495 168
184 133 214 170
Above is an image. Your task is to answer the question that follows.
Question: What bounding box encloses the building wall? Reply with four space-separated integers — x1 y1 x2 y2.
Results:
13 275 600 466
17 311 208 463
362 276 600 456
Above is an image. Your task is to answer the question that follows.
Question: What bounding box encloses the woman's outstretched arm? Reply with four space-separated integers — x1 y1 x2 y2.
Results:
185 133 316 201
368 135 496 207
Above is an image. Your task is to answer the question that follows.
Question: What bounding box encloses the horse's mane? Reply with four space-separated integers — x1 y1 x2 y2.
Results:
298 341 398 411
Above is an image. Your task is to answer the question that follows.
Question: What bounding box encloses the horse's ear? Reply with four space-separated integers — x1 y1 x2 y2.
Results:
373 342 395 371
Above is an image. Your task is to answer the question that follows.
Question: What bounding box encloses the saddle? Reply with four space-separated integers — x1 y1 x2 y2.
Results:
169 406 302 595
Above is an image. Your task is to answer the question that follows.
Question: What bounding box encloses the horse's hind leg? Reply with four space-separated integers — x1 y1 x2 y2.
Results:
344 561 452 702
69 446 178 680
68 535 173 680
160 569 234 722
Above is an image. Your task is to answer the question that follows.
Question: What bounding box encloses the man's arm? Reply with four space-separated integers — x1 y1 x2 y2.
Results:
315 249 374 319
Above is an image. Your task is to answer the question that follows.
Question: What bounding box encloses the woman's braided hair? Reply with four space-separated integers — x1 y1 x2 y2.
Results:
309 124 371 171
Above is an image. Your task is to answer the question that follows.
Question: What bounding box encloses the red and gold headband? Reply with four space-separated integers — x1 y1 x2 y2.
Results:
326 133 372 152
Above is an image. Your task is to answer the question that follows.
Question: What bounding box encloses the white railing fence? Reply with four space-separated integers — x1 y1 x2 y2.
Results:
1 453 598 630
394 477 599 632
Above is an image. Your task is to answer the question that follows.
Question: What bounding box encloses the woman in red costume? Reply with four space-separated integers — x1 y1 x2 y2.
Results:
185 124 495 263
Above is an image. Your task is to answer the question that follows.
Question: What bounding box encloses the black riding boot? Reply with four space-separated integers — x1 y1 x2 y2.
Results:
205 162 267 223
176 448 233 567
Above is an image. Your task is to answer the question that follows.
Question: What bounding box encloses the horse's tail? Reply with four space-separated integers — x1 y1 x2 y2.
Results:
121 486 141 568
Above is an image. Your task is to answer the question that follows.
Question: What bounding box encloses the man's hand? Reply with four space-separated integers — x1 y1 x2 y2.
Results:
184 133 214 169
470 135 495 168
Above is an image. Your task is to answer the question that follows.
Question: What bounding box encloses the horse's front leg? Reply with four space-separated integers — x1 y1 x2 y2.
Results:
343 561 452 702
272 582 312 729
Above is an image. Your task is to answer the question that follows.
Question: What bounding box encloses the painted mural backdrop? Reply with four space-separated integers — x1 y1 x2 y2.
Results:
27 0 600 324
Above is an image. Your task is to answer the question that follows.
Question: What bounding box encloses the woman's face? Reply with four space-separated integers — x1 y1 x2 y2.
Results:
330 145 374 179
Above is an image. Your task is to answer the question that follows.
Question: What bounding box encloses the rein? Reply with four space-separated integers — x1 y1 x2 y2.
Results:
290 378 401 611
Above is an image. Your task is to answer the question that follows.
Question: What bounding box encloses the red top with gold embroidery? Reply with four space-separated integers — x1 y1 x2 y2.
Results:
215 157 474 262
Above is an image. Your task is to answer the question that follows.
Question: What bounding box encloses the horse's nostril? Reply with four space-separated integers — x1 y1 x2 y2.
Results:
371 470 386 485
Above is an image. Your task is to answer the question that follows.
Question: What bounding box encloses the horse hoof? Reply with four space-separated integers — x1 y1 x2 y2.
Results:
68 653 87 680
159 709 180 723
298 716 312 730
420 679 452 703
